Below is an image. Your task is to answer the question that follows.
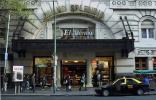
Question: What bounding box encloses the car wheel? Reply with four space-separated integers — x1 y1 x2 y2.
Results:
137 89 144 95
103 90 110 96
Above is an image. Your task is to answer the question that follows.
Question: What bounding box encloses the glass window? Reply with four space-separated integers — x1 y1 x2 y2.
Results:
149 28 154 38
141 19 155 39
135 57 148 70
114 79 125 85
153 57 156 70
141 29 147 38
35 57 53 86
127 79 137 85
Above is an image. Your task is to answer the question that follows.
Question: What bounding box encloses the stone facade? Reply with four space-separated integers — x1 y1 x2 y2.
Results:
1 0 156 87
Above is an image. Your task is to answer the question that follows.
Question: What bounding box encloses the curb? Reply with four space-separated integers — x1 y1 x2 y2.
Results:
1 92 156 96
1 94 95 96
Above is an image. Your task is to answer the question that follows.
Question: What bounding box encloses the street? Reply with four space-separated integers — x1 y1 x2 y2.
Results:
1 95 156 100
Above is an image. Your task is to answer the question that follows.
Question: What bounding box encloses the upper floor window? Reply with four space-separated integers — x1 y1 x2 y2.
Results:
135 57 148 70
153 57 156 70
141 19 154 39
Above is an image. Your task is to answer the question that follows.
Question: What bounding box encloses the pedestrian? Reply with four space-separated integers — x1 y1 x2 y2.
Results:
64 74 71 91
143 75 152 87
79 73 85 91
21 75 27 92
97 71 102 87
3 75 8 92
26 75 30 90
31 73 36 93
42 75 46 89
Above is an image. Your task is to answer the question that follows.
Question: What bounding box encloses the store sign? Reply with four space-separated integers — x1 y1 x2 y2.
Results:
13 66 24 82
136 49 156 56
47 5 104 21
110 0 156 9
70 5 104 19
61 29 94 39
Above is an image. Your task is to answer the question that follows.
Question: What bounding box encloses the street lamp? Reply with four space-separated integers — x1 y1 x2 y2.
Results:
0 11 11 92
52 0 57 94
4 12 10 77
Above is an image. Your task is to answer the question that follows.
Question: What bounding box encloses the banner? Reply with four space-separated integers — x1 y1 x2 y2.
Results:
13 66 24 82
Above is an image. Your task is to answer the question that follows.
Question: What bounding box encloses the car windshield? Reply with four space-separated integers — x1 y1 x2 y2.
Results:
112 78 125 85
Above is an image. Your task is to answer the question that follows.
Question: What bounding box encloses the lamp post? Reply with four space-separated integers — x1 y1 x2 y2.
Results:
4 12 10 76
52 0 57 94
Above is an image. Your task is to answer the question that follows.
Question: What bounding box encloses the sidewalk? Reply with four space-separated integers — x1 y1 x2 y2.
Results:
1 87 95 96
1 87 156 96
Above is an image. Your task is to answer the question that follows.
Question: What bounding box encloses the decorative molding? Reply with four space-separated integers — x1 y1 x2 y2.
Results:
110 0 156 9
135 48 156 56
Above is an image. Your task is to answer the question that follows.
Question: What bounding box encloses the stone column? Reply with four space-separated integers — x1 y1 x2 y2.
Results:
86 60 93 87
148 57 153 70
56 60 61 87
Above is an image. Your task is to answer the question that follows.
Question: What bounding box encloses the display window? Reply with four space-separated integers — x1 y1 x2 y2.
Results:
34 57 53 86
91 57 113 86
153 57 156 70
61 60 87 86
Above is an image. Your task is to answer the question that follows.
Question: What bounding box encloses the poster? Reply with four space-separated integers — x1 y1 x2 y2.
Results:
13 66 24 82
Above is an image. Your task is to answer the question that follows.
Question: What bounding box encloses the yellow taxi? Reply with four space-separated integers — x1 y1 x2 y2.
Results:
95 77 150 96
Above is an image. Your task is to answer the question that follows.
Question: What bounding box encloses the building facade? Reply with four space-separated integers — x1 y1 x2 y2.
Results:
0 0 156 87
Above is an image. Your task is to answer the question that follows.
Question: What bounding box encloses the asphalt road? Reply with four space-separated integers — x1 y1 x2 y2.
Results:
1 95 156 100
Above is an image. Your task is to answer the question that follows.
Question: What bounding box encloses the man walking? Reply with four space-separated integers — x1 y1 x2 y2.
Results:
79 73 85 91
3 75 8 92
31 73 35 93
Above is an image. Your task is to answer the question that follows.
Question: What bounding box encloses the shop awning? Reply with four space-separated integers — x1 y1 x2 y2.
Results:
133 70 156 74
12 39 134 54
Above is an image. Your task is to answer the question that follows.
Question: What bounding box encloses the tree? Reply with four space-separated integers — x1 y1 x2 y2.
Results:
0 0 29 81
0 0 29 16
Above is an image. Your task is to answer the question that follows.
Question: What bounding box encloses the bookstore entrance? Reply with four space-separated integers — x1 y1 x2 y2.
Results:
34 57 53 86
91 57 114 86
61 60 87 86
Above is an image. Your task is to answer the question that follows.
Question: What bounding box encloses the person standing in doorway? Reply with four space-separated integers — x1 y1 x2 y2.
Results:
42 75 46 89
97 71 102 87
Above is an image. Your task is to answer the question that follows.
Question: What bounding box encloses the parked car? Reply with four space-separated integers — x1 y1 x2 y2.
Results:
95 77 150 96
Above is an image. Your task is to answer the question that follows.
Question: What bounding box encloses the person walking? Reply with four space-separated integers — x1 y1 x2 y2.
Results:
79 73 85 91
64 74 71 92
143 76 150 86
31 73 35 93
26 75 30 90
97 71 102 87
3 75 8 92
21 75 27 92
